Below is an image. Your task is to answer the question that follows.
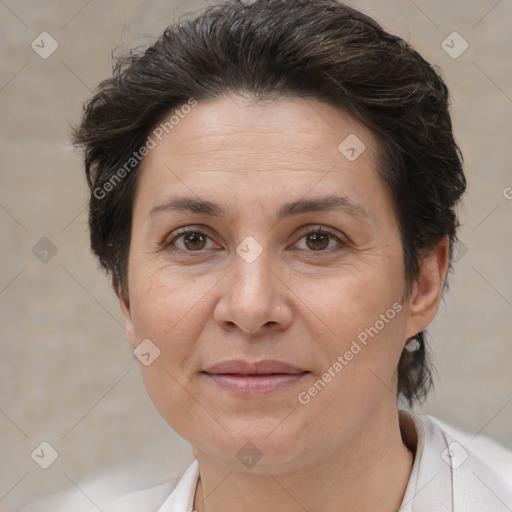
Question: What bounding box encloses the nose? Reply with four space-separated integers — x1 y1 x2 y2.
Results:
213 246 293 335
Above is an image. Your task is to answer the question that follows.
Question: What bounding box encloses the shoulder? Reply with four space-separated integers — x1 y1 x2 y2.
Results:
21 472 181 512
417 413 512 510
108 479 181 512
424 414 512 484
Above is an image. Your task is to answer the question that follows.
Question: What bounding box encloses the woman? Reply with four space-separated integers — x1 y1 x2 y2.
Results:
29 0 512 510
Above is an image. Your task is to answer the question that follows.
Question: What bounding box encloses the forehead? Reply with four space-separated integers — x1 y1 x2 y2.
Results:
134 94 388 219
145 94 377 166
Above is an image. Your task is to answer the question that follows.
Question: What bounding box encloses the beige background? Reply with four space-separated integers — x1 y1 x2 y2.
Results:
1 0 511 510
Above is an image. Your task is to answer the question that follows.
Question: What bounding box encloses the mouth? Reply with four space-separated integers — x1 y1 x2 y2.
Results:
202 359 310 395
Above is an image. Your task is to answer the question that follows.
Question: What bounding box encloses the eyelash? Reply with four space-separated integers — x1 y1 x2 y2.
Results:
163 226 347 256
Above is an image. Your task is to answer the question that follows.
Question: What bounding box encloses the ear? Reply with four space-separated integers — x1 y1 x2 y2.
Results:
115 284 137 349
404 236 450 340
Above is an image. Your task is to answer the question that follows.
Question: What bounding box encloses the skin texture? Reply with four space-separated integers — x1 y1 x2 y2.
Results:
118 94 449 512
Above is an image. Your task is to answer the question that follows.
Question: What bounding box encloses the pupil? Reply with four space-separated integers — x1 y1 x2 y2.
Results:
308 233 328 250
185 232 205 250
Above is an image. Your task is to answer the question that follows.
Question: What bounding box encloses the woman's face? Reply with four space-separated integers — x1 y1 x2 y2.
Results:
119 94 441 472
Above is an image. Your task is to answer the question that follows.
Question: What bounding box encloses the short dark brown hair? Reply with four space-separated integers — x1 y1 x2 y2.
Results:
72 0 466 407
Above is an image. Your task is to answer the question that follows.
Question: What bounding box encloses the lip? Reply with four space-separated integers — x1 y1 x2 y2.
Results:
204 359 306 375
202 359 309 396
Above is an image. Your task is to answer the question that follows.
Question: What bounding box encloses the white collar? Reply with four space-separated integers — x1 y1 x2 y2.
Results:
398 410 453 511
399 411 512 511
157 460 199 512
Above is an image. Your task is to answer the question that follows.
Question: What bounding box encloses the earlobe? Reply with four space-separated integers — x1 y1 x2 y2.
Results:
404 236 450 340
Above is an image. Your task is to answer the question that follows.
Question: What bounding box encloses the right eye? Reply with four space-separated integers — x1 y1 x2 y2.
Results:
164 227 220 254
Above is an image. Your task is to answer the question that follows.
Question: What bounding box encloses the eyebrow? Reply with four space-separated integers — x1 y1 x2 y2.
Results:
148 195 369 222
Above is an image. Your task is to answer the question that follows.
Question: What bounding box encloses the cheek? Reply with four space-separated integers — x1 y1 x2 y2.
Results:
310 262 405 342
130 254 182 320
302 256 407 406
297 301 406 432
128 269 209 436
128 260 222 385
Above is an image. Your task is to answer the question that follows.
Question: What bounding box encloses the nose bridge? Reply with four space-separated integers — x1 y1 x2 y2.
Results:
232 236 274 306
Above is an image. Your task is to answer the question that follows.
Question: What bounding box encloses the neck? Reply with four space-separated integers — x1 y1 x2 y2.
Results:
192 407 415 512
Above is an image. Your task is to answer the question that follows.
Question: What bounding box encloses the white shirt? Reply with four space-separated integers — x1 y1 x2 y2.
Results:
397 411 512 511
24 412 512 511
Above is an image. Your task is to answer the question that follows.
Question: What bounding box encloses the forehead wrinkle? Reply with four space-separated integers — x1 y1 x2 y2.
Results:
171 168 332 174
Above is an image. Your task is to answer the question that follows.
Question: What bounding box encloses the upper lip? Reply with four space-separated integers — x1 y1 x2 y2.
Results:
204 359 307 375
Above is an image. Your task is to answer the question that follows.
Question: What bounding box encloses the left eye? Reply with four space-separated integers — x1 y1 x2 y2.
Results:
295 229 344 252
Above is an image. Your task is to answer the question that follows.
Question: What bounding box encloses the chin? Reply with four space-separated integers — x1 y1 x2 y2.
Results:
188 416 310 471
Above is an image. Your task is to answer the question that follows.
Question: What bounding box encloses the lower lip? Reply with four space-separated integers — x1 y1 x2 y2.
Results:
204 372 309 395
